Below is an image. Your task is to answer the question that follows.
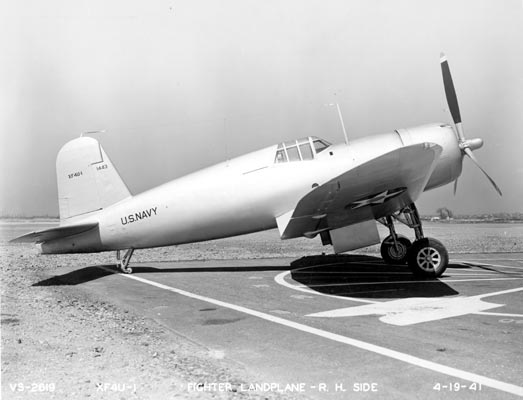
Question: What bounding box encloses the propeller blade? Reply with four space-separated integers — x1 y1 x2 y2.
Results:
453 178 458 195
440 53 466 141
463 148 503 196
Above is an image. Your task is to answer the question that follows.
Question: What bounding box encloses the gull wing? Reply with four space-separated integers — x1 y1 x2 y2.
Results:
278 143 442 239
9 222 99 244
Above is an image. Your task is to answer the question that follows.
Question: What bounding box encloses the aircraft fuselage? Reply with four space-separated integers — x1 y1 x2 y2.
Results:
39 123 462 254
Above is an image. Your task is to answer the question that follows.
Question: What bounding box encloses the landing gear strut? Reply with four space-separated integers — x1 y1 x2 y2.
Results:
116 249 134 274
379 204 448 278
380 216 412 265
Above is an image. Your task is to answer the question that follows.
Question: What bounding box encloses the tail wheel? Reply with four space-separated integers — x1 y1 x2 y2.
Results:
408 238 448 278
380 235 411 265
116 248 135 274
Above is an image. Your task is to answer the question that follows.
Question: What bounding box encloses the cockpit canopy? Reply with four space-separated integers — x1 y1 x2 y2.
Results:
275 136 331 163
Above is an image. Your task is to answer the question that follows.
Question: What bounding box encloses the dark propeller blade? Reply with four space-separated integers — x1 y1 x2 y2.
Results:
440 53 462 126
440 53 502 197
464 148 503 196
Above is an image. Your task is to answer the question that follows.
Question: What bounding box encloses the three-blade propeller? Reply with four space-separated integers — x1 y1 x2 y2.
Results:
440 53 502 196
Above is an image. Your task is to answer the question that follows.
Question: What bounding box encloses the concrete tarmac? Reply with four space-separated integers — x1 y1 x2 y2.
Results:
41 253 523 399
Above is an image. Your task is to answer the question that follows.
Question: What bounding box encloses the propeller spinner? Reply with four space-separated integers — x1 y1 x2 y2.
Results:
440 53 502 196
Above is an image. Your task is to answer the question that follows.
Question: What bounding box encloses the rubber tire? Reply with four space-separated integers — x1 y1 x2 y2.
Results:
407 238 448 278
380 235 412 265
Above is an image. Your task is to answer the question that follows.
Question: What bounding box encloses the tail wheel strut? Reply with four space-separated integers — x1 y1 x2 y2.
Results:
116 248 134 274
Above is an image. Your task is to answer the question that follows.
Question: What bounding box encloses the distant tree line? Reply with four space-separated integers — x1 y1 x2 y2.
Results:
0 213 59 220
436 207 454 220
423 210 523 222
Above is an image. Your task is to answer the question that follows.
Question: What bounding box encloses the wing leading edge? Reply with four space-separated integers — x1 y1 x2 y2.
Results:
278 143 442 239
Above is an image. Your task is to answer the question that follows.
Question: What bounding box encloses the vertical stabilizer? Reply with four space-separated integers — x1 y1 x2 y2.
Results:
56 137 131 220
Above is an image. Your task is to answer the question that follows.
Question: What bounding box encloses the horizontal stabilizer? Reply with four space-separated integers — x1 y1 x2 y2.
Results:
9 222 99 244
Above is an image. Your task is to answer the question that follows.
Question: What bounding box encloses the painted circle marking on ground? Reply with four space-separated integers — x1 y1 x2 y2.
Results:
274 267 379 304
274 259 523 305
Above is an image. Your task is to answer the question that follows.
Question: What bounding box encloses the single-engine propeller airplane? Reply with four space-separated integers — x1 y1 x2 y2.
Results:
12 54 502 278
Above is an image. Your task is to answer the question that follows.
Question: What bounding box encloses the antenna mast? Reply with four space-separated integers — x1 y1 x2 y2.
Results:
335 103 349 145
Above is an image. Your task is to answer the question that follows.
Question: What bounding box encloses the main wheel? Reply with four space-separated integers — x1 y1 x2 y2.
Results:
407 238 448 278
380 235 412 265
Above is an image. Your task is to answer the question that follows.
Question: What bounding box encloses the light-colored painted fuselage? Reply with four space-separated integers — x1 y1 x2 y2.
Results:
39 123 461 254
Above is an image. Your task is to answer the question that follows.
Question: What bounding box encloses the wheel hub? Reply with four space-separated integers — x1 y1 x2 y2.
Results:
416 247 441 271
389 244 406 259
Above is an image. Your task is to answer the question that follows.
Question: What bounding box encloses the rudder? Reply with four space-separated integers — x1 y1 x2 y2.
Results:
56 137 131 220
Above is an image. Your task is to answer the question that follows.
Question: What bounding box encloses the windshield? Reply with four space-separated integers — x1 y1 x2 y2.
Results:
274 136 331 163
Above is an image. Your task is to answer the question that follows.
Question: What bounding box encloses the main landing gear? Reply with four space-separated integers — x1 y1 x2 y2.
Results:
116 248 134 274
378 204 448 278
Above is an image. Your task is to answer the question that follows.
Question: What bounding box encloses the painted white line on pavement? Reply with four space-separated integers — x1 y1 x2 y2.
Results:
475 311 523 318
474 286 523 299
278 275 523 289
444 273 497 276
460 258 523 262
462 261 523 270
104 267 523 398
449 268 495 273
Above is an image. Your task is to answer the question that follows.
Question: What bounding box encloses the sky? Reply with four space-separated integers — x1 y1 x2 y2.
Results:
1 0 522 217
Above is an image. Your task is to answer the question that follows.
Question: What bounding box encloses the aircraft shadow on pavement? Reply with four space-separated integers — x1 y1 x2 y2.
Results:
33 265 116 286
125 265 292 274
32 264 292 286
290 254 460 299
33 255 464 297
